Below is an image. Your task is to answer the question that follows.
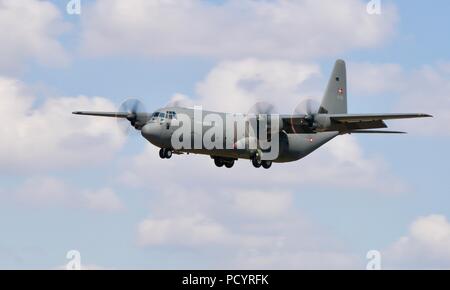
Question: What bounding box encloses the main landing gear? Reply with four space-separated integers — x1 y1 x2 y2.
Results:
251 152 272 169
214 158 235 168
159 148 172 159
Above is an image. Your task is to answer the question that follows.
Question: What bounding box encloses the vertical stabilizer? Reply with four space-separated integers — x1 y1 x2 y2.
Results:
319 59 347 114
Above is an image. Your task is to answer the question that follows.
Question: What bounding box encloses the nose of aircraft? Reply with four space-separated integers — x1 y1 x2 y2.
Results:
141 122 162 144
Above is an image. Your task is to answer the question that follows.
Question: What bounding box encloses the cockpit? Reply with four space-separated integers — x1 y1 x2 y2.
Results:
150 111 177 122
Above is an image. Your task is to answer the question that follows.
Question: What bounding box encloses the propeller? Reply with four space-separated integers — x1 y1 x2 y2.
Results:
117 97 148 134
248 101 277 116
291 98 321 133
247 101 279 136
294 98 320 116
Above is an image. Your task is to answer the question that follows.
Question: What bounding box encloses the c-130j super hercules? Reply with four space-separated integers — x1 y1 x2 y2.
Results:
73 60 432 169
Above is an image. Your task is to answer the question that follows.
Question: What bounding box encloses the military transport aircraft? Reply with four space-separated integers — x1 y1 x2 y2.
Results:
73 60 432 169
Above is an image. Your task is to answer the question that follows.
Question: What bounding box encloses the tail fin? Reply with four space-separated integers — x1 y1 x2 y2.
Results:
319 59 347 114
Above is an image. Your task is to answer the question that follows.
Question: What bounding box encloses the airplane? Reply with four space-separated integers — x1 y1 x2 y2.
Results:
73 59 432 169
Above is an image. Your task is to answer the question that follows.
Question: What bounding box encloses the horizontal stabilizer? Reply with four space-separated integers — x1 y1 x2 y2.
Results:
350 130 407 134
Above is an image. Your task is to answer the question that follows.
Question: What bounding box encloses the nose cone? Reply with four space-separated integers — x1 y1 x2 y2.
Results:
141 123 162 145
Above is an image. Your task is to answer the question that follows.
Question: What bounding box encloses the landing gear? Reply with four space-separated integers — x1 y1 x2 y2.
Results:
214 158 235 168
214 158 224 168
252 151 272 169
262 160 272 169
252 157 262 168
159 148 172 159
251 151 262 168
225 160 235 168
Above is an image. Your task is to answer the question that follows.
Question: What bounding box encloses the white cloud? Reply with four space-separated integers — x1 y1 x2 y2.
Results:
80 0 397 59
0 0 69 72
138 214 230 247
12 176 125 212
15 176 70 206
195 59 321 113
82 188 124 212
136 186 361 269
0 76 125 172
349 62 405 95
349 62 450 136
232 190 292 219
384 215 450 269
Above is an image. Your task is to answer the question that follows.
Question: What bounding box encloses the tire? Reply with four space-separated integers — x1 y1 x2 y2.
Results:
165 150 173 159
262 160 272 169
214 159 224 167
252 158 262 168
225 161 235 168
159 148 165 159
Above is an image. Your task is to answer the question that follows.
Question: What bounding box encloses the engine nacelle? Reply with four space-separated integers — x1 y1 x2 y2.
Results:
313 114 332 130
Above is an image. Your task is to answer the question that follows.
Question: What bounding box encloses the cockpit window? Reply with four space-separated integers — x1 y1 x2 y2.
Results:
167 111 176 119
167 111 177 119
159 113 166 119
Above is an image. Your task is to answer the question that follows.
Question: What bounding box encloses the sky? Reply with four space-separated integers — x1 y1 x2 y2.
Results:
0 0 449 269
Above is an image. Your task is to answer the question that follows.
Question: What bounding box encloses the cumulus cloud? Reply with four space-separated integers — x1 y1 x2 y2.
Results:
15 176 69 206
0 0 69 72
349 62 449 136
384 215 450 269
12 176 124 212
80 0 397 59
138 214 230 247
136 186 361 269
195 59 321 113
82 188 124 212
0 76 125 172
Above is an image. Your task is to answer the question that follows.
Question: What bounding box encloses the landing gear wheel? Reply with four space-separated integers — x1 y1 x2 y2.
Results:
159 148 173 159
252 157 262 168
225 161 235 168
159 148 165 159
262 160 272 169
214 158 224 168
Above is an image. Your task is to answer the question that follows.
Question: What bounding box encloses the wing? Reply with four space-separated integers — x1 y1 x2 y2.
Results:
73 111 130 118
349 130 406 134
329 113 432 122
281 113 432 134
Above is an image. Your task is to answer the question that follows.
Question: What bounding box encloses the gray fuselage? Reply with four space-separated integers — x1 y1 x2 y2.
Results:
141 107 338 163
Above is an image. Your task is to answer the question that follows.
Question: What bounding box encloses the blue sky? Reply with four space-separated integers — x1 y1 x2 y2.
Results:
0 0 449 269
